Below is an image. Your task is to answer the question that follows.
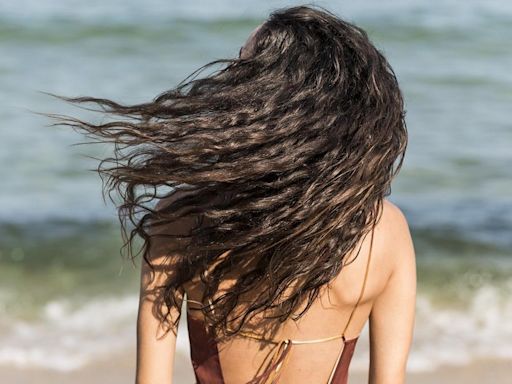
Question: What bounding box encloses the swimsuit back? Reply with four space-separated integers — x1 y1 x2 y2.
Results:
186 227 375 384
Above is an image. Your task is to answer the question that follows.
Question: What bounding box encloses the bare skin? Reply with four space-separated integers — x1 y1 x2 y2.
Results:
135 192 416 384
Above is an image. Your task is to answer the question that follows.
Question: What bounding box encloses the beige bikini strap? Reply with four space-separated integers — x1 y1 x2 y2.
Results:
325 226 375 384
340 225 375 339
187 298 208 309
246 339 293 384
235 328 345 345
203 268 217 316
186 268 217 315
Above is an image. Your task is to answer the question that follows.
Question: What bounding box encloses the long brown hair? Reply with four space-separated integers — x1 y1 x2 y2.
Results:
44 5 407 340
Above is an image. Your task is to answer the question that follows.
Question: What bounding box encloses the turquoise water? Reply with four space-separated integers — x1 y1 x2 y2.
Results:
1 0 511 373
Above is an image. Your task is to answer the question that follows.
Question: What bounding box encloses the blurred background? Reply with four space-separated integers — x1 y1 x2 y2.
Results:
1 0 511 383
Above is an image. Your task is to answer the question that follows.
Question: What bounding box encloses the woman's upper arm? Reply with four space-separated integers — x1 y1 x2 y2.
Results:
136 194 196 384
368 201 417 384
136 253 182 384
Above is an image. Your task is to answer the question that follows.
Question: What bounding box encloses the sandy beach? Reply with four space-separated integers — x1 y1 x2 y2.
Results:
3 349 511 384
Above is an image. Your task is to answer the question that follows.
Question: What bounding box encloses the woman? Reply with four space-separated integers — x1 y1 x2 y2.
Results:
48 5 416 383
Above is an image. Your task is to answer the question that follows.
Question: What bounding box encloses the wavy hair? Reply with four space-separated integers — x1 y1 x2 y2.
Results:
44 5 407 340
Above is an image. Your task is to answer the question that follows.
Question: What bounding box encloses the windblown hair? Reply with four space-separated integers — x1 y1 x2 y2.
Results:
45 5 407 340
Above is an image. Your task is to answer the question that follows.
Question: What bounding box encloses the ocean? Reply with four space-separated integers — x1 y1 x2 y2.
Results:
1 0 511 377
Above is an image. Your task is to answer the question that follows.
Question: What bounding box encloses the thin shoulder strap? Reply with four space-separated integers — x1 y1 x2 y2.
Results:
325 226 376 384
203 268 217 315
340 225 375 339
186 268 217 315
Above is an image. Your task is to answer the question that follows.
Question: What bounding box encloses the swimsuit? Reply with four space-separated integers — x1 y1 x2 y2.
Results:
186 227 374 383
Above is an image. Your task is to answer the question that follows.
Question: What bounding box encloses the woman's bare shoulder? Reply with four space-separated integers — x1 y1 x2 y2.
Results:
372 198 416 293
368 199 416 381
380 199 410 228
356 199 414 296
329 199 413 305
378 199 415 264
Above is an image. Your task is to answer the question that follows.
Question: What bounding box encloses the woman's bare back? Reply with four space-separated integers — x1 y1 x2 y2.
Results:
182 199 415 383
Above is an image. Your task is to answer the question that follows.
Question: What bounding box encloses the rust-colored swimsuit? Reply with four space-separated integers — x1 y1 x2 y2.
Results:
186 228 374 384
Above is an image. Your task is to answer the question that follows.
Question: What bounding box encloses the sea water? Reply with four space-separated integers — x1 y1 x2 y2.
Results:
0 0 511 373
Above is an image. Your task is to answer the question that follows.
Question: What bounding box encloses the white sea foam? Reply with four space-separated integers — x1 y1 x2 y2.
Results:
351 283 512 372
0 296 139 371
0 294 191 372
1 283 512 372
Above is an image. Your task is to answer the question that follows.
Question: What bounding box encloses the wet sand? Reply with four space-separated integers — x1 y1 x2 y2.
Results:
3 349 511 383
